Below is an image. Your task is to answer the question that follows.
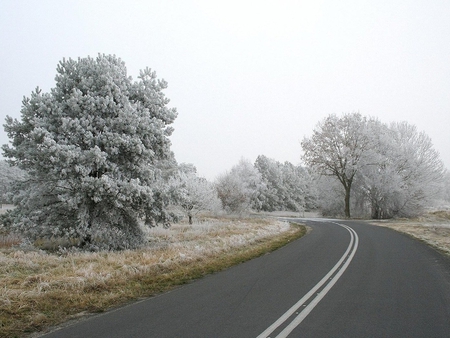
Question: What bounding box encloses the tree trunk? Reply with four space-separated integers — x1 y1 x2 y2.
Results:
371 204 379 219
188 214 193 225
344 186 351 218
80 203 95 248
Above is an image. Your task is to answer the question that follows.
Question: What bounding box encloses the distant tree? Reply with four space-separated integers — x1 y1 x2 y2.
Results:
302 167 320 211
351 120 399 218
305 115 445 219
383 121 444 216
280 162 310 211
2 54 177 250
215 159 263 213
315 175 345 217
254 155 284 211
301 113 373 218
440 171 450 203
353 121 444 218
254 155 317 212
174 164 221 224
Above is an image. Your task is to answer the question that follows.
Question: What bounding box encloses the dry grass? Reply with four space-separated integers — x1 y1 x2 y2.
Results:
0 216 306 338
370 210 450 256
0 233 22 248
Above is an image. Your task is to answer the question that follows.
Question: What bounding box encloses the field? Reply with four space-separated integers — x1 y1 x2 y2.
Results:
0 216 305 338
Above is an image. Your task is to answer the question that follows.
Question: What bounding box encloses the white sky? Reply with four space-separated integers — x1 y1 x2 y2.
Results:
1 0 449 180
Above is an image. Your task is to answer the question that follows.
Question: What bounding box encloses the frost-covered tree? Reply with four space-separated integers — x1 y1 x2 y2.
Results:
253 155 284 211
281 162 314 211
301 113 373 218
215 159 264 213
0 160 26 204
353 121 444 218
2 54 177 250
173 164 221 224
315 175 345 217
351 120 400 218
254 155 317 212
440 171 450 205
306 115 445 219
384 121 444 216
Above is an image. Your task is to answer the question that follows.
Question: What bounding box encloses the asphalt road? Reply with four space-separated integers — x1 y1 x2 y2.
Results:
40 219 450 337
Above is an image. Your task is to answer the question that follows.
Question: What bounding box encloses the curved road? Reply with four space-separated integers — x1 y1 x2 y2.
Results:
41 219 450 337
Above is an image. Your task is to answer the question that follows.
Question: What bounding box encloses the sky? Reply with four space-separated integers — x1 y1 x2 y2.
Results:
1 0 449 180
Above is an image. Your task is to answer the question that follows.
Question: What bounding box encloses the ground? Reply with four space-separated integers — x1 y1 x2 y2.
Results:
369 210 450 256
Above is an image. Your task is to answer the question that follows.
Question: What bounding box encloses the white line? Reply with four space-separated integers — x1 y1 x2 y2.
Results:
275 224 358 337
256 221 359 338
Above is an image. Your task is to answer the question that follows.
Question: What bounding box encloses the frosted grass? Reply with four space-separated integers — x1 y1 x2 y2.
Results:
0 218 292 319
372 210 450 256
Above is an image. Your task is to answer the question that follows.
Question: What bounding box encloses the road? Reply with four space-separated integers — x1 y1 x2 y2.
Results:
40 219 450 337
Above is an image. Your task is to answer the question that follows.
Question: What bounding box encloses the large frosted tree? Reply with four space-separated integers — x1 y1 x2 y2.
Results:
301 113 373 218
351 121 445 218
2 54 177 249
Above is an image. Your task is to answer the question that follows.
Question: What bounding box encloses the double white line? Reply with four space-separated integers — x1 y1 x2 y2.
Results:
257 222 359 338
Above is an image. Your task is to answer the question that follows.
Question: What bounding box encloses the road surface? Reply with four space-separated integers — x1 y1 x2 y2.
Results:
40 219 450 337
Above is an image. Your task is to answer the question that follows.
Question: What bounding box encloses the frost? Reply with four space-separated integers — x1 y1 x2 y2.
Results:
303 113 445 218
2 54 178 250
215 159 264 213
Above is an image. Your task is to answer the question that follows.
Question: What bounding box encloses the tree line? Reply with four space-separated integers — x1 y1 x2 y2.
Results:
302 113 446 219
1 55 448 250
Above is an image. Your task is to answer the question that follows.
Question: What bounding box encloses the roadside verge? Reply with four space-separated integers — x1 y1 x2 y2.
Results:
369 211 450 257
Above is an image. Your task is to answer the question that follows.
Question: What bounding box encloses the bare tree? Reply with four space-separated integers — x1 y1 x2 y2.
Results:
301 113 373 218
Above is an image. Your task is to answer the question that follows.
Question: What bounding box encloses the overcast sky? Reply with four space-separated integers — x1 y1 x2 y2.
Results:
1 0 449 180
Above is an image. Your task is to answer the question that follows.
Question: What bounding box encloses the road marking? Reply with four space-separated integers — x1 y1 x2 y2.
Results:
257 221 359 338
